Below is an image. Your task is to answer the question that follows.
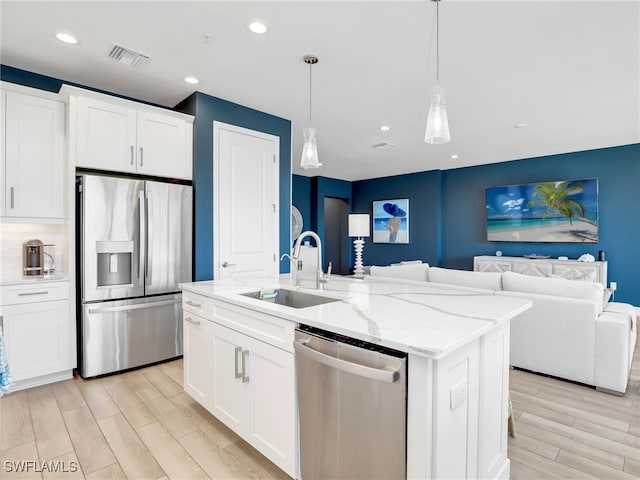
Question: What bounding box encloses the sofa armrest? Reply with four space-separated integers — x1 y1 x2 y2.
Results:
594 304 637 393
496 291 598 385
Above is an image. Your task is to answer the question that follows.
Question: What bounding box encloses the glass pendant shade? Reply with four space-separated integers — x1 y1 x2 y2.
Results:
424 84 450 144
300 127 321 169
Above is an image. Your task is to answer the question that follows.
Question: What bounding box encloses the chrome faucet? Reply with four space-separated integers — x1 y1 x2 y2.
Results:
292 231 329 290
280 253 303 286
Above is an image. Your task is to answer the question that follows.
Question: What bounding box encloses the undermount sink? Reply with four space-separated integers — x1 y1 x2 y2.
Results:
240 288 341 309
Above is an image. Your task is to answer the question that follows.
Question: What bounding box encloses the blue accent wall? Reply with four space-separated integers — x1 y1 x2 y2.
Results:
441 144 640 305
1 64 169 108
1 65 62 92
352 171 442 267
292 175 312 230
177 92 292 281
295 144 639 305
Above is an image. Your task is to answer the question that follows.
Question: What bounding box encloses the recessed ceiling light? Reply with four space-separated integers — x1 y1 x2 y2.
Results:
55 32 78 45
450 154 459 159
514 123 528 128
248 21 268 34
184 76 199 85
379 125 391 132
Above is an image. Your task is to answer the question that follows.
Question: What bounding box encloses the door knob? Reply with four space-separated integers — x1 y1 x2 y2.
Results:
222 261 236 268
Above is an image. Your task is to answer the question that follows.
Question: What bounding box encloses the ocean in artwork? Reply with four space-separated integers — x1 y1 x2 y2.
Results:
485 179 598 243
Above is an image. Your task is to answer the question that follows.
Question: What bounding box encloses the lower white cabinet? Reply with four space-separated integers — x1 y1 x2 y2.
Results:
183 312 213 405
0 281 72 389
182 293 297 478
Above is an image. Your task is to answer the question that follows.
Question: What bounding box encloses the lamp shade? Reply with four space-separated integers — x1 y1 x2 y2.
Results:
300 127 321 170
348 214 370 237
424 84 450 144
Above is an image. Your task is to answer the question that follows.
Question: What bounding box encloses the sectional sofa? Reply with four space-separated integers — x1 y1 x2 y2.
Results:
369 262 637 395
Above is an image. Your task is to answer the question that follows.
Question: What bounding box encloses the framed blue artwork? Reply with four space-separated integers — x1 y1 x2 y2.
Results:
486 178 598 243
373 199 409 244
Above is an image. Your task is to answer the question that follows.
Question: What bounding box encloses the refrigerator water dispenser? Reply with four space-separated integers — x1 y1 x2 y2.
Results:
96 241 134 287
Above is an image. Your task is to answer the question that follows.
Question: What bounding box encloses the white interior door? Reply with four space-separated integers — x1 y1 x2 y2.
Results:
214 122 279 281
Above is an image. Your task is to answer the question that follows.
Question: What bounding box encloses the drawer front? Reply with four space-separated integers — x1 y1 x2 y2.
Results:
1 281 69 306
182 291 212 318
212 300 295 353
475 260 512 273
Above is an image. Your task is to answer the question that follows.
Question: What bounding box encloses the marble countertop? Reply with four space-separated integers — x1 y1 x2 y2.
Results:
180 275 532 359
0 274 69 286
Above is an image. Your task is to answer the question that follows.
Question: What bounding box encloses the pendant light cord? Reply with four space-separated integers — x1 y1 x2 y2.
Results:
436 0 440 83
309 61 313 125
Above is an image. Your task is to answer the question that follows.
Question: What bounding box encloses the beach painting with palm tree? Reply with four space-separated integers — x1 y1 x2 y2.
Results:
486 178 598 243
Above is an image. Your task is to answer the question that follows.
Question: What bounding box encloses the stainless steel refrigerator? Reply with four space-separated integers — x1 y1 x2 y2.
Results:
77 174 192 378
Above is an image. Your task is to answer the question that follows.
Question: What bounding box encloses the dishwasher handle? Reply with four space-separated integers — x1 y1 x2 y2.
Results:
294 338 400 383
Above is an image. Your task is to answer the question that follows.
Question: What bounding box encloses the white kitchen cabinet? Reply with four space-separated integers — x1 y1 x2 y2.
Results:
0 281 73 389
0 86 65 221
210 320 296 472
182 293 297 478
68 87 193 180
183 312 213 406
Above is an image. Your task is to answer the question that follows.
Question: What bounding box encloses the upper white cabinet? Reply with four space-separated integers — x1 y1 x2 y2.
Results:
64 86 193 180
0 85 65 221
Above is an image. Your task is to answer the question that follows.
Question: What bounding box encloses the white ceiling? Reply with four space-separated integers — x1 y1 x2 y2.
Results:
1 1 638 181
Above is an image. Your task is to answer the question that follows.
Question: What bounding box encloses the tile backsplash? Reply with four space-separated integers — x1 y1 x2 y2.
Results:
0 223 68 279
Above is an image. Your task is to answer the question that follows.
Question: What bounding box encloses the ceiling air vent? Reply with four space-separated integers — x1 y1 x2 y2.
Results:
107 44 150 68
371 142 396 149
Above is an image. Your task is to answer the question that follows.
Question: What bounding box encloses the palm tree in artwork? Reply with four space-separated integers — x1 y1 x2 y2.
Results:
527 181 597 226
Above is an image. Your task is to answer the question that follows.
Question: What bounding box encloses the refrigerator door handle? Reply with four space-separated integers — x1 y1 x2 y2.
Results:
87 298 179 314
138 190 146 287
146 190 152 282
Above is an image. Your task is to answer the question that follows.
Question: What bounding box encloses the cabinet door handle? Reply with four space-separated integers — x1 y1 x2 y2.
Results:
185 317 200 326
185 300 202 308
234 346 242 379
242 349 250 383
18 291 49 296
10 187 14 209
130 145 134 165
139 147 144 166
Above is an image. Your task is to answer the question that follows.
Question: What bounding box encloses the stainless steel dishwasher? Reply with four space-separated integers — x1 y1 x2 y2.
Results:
294 325 407 480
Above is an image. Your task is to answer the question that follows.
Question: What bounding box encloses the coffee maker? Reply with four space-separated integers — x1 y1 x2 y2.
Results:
23 239 44 276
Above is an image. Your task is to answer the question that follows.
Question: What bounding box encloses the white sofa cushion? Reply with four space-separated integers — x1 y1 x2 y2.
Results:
498 290 598 386
427 267 503 291
369 264 429 282
502 271 605 313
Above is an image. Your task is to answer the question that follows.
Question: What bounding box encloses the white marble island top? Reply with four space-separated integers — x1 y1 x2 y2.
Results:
180 275 531 359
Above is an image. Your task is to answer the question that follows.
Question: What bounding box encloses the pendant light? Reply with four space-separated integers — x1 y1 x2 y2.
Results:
425 0 451 144
301 55 322 169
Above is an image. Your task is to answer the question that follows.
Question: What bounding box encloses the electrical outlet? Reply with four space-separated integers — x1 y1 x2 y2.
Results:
450 379 467 411
610 281 617 291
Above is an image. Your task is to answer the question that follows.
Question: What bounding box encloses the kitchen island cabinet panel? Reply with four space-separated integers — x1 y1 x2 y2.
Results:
183 312 213 407
210 322 247 432
182 297 297 478
181 276 531 480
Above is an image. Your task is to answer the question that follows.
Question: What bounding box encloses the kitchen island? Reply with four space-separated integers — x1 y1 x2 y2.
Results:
180 275 531 479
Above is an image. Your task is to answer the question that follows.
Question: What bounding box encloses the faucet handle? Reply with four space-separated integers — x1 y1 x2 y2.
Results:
326 262 333 276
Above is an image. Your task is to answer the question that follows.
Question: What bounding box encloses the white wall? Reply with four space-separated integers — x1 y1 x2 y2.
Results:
0 223 67 280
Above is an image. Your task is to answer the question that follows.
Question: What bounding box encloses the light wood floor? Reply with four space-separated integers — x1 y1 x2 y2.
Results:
1 330 638 480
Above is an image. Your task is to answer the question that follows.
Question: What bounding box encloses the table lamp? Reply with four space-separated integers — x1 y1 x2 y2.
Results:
348 214 370 278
